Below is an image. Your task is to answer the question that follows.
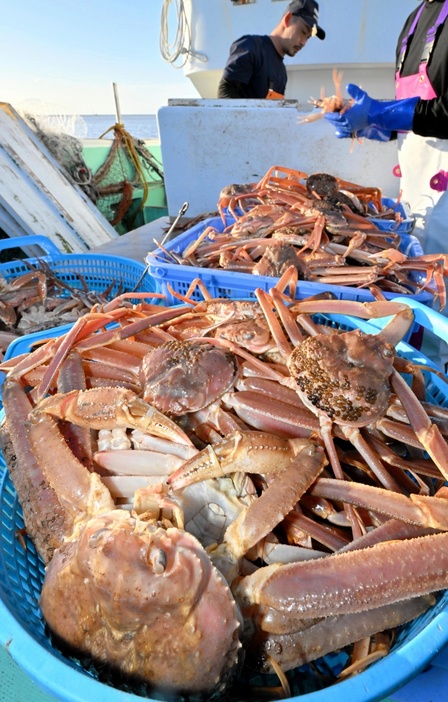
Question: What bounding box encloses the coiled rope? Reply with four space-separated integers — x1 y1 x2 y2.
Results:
160 0 191 68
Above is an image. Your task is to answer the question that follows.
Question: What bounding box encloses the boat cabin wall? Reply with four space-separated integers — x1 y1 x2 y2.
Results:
181 0 417 104
158 99 401 218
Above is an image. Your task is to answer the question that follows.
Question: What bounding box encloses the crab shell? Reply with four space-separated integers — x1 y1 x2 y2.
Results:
140 340 239 415
39 509 243 696
287 329 395 426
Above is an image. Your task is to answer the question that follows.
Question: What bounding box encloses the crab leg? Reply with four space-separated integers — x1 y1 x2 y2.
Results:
37 313 125 399
283 505 351 552
57 351 95 471
30 412 115 520
391 369 448 479
0 379 74 563
291 297 412 320
235 531 448 618
364 431 441 481
315 416 368 538
182 225 220 258
224 443 326 558
222 390 320 438
309 270 380 287
340 424 404 492
269 287 306 345
236 376 308 406
168 431 316 489
81 358 141 389
0 311 128 388
310 478 448 530
34 387 194 446
249 596 434 674
255 288 293 359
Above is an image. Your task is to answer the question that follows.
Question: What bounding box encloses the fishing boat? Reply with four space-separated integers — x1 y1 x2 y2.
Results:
164 0 416 103
156 0 419 217
82 0 421 227
7 0 419 236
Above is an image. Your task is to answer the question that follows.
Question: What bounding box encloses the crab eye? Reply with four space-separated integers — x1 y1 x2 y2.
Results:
88 528 110 549
148 547 167 574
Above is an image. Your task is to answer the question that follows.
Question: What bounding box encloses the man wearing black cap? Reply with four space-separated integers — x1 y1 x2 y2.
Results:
218 0 325 100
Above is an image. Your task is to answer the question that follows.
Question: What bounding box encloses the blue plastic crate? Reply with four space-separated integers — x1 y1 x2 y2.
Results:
146 215 431 311
0 235 158 303
1 299 448 702
368 197 414 233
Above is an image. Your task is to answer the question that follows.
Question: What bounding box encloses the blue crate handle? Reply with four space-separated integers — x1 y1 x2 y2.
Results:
318 297 448 340
0 235 61 257
391 296 448 340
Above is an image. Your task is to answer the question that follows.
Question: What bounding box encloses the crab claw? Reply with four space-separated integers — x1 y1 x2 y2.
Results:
168 431 316 490
34 387 194 446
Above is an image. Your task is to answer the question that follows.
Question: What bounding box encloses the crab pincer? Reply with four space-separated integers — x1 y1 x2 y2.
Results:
34 386 194 446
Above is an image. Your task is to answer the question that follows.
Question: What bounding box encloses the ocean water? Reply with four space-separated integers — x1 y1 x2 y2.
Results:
79 114 159 140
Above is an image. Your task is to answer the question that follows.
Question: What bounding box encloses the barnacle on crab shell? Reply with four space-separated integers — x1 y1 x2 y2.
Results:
287 329 394 425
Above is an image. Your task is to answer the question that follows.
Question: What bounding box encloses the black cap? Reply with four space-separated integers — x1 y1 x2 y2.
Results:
288 0 326 40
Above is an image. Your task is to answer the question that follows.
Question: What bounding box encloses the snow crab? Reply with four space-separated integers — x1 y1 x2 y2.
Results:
175 164 448 308
0 265 111 339
298 69 353 124
1 376 243 698
1 291 448 698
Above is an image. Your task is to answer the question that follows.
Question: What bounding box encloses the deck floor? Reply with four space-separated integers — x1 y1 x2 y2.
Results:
90 216 184 262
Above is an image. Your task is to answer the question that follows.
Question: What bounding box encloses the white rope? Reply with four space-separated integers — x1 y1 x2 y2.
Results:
160 0 191 68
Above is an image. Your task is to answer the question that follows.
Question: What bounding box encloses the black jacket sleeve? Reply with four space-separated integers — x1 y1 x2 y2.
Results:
413 97 448 139
218 77 248 99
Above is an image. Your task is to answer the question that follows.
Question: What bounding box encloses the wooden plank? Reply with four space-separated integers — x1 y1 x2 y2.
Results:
0 103 118 251
0 149 88 252
0 198 30 237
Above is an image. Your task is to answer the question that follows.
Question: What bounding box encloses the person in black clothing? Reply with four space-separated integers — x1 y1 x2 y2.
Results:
217 0 325 100
325 0 448 255
326 0 448 369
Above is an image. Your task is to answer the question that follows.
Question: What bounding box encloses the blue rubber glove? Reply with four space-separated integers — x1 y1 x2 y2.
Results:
325 83 419 134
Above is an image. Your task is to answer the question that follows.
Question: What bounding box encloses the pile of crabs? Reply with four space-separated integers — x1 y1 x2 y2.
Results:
2 282 448 701
0 260 124 359
164 165 448 309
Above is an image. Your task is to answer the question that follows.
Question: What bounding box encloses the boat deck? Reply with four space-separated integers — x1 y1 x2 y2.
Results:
90 215 174 261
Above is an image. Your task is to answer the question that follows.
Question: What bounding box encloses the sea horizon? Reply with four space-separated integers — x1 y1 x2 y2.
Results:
79 114 159 140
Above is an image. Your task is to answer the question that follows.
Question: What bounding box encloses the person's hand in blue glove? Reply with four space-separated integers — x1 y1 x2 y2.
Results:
330 123 392 142
324 83 419 136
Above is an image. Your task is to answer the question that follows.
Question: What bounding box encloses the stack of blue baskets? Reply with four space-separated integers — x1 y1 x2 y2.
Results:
147 206 433 313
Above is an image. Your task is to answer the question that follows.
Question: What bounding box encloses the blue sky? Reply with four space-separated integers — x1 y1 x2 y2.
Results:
2 0 199 116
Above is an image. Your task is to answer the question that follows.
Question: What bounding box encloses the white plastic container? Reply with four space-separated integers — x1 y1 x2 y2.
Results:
158 98 402 218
